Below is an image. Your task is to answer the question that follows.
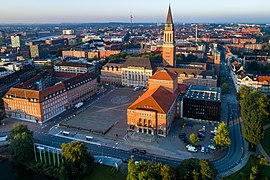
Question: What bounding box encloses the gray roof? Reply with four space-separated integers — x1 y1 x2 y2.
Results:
122 57 152 70
184 85 221 102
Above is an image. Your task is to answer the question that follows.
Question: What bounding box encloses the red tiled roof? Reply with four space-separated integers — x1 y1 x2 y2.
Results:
258 76 270 82
150 69 177 81
128 86 179 114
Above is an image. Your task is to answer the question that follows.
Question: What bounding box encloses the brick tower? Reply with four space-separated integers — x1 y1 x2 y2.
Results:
162 5 176 67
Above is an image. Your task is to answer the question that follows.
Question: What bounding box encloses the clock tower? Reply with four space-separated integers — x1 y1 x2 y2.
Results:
162 5 176 67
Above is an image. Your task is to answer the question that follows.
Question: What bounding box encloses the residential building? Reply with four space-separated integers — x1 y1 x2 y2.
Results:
181 85 221 122
121 57 153 87
54 61 95 74
11 34 23 48
3 71 97 123
127 69 180 137
162 5 176 67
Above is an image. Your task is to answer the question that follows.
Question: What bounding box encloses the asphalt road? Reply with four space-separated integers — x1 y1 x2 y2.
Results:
213 52 245 173
33 132 181 168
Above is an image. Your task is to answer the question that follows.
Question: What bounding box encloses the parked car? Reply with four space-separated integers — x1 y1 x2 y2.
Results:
201 146 205 153
132 148 139 153
133 86 140 92
196 145 202 150
189 124 193 128
205 147 209 153
139 150 147 154
187 146 198 152
208 144 216 150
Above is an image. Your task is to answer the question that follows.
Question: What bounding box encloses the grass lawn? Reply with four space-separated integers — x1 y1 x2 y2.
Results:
262 128 270 157
84 164 125 180
223 155 270 179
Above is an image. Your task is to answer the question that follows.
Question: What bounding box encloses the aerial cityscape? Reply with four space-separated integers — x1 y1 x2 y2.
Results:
0 1 270 179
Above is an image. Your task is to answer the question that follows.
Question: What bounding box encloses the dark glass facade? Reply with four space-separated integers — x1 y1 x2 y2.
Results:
183 98 221 121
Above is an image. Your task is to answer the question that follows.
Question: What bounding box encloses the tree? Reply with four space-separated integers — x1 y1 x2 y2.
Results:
214 122 231 149
199 160 217 180
190 133 200 146
221 82 229 94
127 159 176 180
240 89 269 145
8 124 34 164
250 165 259 180
176 158 217 180
61 141 94 179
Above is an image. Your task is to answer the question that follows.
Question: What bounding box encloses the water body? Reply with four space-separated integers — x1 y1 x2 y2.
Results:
0 161 48 180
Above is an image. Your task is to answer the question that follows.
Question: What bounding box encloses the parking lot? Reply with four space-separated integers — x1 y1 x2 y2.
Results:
178 119 220 154
60 87 142 138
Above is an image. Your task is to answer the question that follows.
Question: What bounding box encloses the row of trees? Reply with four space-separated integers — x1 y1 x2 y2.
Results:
8 124 94 179
239 87 269 145
127 158 217 180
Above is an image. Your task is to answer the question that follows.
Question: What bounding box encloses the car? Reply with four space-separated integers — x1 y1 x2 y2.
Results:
187 146 198 153
186 144 191 149
133 86 140 92
205 147 209 153
181 137 187 140
208 144 216 150
189 124 193 128
201 146 205 153
202 126 206 131
139 150 147 154
130 155 135 159
135 161 140 165
132 148 139 153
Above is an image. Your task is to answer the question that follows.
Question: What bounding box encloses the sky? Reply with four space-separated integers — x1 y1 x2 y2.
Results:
1 0 270 24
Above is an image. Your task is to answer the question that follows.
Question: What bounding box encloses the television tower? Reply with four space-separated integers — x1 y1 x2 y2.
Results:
130 10 133 34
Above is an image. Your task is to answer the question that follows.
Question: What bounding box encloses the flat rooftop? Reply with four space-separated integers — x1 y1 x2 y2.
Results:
184 85 221 102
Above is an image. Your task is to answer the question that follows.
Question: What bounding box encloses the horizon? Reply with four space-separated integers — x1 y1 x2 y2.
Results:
1 0 270 24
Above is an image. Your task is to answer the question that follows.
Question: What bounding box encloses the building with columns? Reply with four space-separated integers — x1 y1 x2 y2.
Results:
162 5 176 67
127 69 180 137
121 57 153 87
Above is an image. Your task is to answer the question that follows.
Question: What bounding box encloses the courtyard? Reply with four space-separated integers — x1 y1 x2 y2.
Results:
60 87 143 138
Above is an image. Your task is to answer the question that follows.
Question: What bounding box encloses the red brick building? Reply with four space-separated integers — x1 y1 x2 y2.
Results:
3 70 97 123
162 5 176 67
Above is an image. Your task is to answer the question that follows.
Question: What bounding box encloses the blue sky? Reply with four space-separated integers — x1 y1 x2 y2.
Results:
1 0 270 23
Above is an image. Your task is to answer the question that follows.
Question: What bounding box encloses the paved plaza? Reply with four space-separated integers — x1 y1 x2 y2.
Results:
60 88 142 137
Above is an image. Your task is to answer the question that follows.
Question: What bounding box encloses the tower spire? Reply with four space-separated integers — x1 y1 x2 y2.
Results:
166 5 173 24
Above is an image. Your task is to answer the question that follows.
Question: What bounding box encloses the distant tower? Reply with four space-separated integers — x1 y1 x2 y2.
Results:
195 24 198 43
130 10 133 34
162 5 176 67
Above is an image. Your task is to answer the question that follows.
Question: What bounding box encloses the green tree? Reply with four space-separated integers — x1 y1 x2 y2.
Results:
9 124 34 164
176 158 217 180
250 165 259 180
159 164 176 180
190 133 200 146
61 141 94 179
221 82 229 94
199 160 217 179
214 122 231 149
127 159 176 180
240 89 268 145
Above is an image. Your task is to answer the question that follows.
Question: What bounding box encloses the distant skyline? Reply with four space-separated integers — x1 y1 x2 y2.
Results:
1 0 270 24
